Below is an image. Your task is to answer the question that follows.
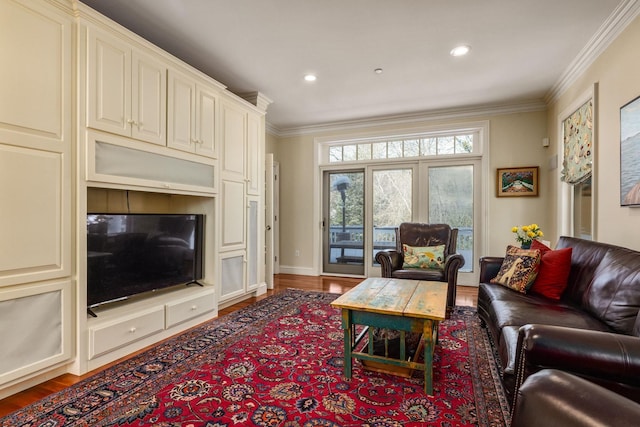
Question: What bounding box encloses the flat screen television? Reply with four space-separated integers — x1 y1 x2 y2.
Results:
87 213 204 312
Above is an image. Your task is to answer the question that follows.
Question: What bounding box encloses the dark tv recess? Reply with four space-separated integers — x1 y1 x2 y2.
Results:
87 213 204 311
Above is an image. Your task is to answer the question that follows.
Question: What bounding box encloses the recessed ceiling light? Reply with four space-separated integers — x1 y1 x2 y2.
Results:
374 68 383 74
450 45 471 57
304 74 317 82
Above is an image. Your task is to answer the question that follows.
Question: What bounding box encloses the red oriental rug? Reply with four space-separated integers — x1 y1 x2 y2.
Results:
1 289 510 427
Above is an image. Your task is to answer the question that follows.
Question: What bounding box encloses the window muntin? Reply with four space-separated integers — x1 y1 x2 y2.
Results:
327 132 477 164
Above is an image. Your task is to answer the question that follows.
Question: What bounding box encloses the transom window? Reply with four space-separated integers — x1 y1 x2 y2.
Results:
328 133 476 164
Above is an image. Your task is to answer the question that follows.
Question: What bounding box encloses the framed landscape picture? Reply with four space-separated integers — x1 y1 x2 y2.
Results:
621 95 640 206
497 166 539 197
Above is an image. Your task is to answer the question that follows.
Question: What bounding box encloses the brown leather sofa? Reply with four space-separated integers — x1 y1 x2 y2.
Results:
511 369 640 427
477 236 640 406
375 222 465 313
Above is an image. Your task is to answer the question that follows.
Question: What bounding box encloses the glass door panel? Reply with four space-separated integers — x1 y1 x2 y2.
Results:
323 171 364 275
372 168 413 264
428 165 474 272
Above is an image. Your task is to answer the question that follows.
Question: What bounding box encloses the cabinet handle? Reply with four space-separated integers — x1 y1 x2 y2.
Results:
191 305 198 311
129 327 137 333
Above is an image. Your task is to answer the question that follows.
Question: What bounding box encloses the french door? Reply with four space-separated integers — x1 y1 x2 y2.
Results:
322 160 480 284
322 170 365 275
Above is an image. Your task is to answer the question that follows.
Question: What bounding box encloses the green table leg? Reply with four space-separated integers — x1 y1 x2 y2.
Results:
342 309 353 379
423 320 434 395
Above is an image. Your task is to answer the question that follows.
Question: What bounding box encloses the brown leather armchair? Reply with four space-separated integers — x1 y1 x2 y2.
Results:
512 369 640 427
374 223 465 313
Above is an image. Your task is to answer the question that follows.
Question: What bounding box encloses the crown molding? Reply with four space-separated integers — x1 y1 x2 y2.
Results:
267 99 546 138
545 0 640 104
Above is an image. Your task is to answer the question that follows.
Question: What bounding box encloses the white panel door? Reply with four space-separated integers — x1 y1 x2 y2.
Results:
195 86 217 158
0 0 70 141
0 132 68 286
246 113 261 195
221 179 246 249
131 50 166 145
167 70 196 152
87 26 131 137
219 250 246 301
221 101 246 178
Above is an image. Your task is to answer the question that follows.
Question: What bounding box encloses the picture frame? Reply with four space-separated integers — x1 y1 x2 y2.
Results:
497 166 539 197
620 95 640 206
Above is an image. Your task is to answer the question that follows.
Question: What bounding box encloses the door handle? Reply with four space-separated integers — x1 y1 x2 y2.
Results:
266 225 271 231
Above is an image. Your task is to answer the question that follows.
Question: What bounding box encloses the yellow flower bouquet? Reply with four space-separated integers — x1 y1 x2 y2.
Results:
512 224 544 248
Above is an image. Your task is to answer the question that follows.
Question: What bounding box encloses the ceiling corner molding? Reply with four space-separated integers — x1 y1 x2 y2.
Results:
545 0 640 104
239 92 274 113
267 99 546 138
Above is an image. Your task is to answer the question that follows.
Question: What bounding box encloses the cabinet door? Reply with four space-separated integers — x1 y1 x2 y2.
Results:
221 179 246 249
221 101 246 178
246 113 261 195
0 0 71 287
87 27 131 137
195 86 217 158
0 280 72 384
167 69 196 153
220 251 246 302
246 198 259 291
131 50 166 145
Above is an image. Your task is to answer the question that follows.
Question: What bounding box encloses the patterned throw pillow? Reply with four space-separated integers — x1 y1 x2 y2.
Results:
490 245 541 293
402 244 446 270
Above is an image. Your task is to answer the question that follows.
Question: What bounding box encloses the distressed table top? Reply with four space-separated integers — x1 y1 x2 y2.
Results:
331 277 447 321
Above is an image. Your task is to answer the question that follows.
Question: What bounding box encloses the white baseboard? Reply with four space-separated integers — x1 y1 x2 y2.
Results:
278 266 317 276
255 282 268 296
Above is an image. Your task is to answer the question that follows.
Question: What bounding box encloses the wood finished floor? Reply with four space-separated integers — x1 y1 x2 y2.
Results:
0 274 478 417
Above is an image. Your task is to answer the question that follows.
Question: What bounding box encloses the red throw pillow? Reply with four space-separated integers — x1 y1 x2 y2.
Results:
529 240 572 300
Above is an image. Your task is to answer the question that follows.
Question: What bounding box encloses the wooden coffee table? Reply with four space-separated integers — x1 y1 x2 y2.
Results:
330 277 448 395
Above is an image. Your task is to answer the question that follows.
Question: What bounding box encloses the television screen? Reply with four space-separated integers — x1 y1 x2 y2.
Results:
87 213 204 308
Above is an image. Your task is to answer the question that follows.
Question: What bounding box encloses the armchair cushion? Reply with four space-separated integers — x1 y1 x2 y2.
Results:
401 243 445 270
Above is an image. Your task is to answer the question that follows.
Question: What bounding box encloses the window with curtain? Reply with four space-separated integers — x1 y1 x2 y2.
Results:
561 99 593 185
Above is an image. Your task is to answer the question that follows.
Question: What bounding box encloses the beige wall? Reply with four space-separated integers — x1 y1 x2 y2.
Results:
269 110 549 274
546 14 640 251
268 14 640 275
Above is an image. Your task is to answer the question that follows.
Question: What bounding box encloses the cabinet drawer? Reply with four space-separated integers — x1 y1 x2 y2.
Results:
89 307 164 359
165 291 215 328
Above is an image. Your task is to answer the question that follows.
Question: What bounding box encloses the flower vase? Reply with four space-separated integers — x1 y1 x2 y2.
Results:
521 242 532 249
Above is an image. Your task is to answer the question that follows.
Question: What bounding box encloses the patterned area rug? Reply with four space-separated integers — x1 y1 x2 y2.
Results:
1 289 510 427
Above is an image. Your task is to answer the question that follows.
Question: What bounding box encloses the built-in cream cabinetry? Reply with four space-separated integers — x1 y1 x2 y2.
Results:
87 25 167 145
217 96 269 306
0 0 73 398
168 69 219 158
0 0 269 398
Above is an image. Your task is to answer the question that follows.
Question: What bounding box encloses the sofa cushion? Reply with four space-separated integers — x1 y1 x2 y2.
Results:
556 236 612 305
529 240 573 301
401 243 445 270
585 250 640 335
490 245 541 293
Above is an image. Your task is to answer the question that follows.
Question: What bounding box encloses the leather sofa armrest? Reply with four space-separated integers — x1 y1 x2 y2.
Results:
443 253 465 281
375 250 403 277
479 256 503 283
514 324 640 403
511 369 640 427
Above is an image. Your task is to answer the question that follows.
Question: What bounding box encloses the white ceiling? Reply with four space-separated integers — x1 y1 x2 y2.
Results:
80 0 626 133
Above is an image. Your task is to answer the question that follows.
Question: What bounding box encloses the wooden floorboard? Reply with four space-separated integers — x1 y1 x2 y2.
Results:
0 274 478 417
